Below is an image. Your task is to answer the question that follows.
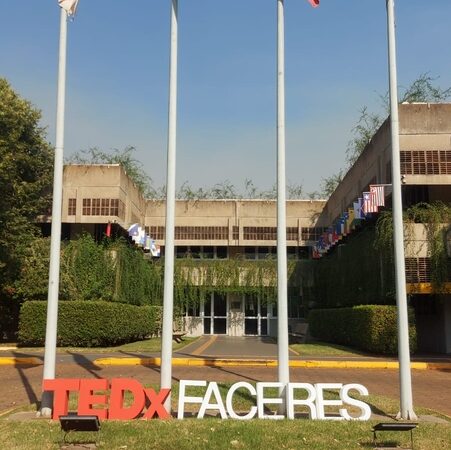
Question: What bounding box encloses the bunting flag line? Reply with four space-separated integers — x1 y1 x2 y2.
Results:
58 0 79 16
370 185 385 207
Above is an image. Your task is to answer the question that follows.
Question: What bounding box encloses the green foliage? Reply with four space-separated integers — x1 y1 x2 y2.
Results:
0 78 53 338
173 258 300 309
18 301 162 347
112 240 163 305
319 170 344 198
346 107 383 168
305 226 395 309
309 305 417 355
64 234 115 301
400 72 451 103
375 202 451 288
14 237 52 300
15 235 164 306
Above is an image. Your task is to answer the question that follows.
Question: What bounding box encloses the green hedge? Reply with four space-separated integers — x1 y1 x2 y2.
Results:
18 301 162 347
308 305 417 355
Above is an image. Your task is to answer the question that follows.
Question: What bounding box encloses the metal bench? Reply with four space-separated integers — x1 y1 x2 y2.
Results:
288 323 308 344
172 331 187 343
372 422 418 449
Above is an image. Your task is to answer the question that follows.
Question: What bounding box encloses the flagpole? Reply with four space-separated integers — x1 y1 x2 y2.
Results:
40 6 68 417
160 0 178 414
276 0 290 411
386 0 416 420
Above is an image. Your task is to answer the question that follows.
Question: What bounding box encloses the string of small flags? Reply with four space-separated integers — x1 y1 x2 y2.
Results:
127 223 161 257
312 185 389 259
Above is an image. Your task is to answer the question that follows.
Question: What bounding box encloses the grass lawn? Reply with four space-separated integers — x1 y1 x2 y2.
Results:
1 385 450 449
290 342 371 357
1 413 449 450
10 337 199 354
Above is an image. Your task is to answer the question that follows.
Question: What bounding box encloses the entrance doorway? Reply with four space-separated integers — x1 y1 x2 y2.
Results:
244 294 268 336
203 293 227 335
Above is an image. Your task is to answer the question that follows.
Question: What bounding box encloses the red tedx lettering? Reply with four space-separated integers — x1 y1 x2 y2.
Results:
43 378 171 420
109 378 146 420
78 379 109 420
143 388 171 419
43 378 80 420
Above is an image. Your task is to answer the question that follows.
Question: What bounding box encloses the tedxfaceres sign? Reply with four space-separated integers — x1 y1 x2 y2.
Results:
43 378 371 421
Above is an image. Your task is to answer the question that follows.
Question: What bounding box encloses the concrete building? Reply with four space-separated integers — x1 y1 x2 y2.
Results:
55 103 450 351
315 103 451 353
57 164 325 338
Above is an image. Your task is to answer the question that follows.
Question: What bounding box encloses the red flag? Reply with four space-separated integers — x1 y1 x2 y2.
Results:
308 0 320 7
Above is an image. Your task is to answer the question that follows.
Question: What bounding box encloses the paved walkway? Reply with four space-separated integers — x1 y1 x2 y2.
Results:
1 337 451 417
2 336 451 369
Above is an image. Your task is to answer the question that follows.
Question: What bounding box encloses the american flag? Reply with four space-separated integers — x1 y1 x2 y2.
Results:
363 192 378 214
370 185 385 207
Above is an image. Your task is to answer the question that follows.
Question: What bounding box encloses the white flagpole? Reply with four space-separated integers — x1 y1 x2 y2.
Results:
386 0 417 420
40 7 68 417
276 0 290 411
160 0 178 414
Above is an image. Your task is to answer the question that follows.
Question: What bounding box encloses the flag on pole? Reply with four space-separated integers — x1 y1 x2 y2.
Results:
370 185 386 207
307 0 320 7
58 0 79 16
363 192 378 214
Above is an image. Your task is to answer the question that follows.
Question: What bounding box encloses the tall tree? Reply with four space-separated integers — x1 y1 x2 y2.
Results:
0 79 53 336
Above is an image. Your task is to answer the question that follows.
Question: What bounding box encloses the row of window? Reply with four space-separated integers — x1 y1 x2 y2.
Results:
400 150 451 175
67 198 125 219
170 245 309 260
147 226 326 242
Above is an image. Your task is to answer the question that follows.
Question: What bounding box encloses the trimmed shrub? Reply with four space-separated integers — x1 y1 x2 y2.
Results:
308 305 417 354
18 301 163 347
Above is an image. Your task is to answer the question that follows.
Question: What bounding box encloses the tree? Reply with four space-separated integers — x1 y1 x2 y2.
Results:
400 73 451 104
320 170 344 199
0 79 54 336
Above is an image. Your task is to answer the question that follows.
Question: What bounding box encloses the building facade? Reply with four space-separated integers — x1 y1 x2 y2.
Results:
55 103 450 352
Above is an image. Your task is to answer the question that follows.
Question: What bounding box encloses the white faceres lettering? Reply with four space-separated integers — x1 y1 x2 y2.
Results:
177 380 371 421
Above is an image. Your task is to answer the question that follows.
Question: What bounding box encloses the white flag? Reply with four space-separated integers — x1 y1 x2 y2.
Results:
58 0 79 16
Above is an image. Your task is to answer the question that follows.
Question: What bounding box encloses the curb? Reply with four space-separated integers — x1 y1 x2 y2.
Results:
0 357 42 366
93 357 451 370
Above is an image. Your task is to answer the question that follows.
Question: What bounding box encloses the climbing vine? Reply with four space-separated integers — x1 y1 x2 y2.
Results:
374 201 451 288
173 258 300 309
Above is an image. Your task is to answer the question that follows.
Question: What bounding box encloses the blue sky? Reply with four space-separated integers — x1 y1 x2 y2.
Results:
1 1 450 195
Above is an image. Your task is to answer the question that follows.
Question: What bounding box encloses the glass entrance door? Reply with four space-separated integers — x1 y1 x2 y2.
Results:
244 295 268 336
203 293 227 335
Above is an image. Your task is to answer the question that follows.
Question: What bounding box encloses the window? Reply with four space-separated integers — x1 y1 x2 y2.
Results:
400 150 451 175
301 227 326 241
174 226 229 240
68 198 76 216
101 199 110 215
82 199 91 216
81 198 124 217
110 199 119 216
